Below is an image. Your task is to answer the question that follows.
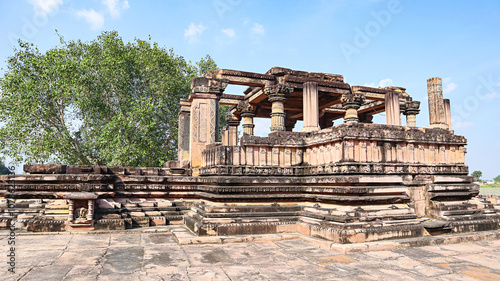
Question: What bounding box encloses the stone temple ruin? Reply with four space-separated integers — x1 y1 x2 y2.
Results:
1 67 499 243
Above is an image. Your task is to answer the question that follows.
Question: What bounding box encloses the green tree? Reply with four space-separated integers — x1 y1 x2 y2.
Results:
494 175 500 183
471 170 483 182
0 31 222 167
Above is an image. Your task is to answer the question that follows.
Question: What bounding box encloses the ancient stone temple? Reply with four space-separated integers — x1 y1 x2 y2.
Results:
1 67 498 244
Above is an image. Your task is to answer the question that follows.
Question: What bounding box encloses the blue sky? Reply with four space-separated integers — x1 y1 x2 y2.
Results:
0 0 499 179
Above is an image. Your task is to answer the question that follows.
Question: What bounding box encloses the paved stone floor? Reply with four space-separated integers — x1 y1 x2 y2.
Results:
1 231 499 281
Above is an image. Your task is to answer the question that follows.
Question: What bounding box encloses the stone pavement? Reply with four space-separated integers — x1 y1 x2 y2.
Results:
1 228 499 281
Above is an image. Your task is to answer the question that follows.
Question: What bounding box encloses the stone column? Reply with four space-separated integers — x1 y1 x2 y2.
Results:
226 114 240 146
302 82 319 132
404 101 420 127
385 91 401 126
341 92 365 123
238 101 255 136
68 200 74 223
427 77 448 129
189 78 227 173
444 99 451 130
87 200 94 221
178 99 191 166
221 128 229 145
265 84 292 132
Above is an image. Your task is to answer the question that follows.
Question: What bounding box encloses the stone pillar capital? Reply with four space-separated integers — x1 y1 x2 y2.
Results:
225 113 241 127
404 100 421 116
404 100 420 127
264 84 292 132
341 92 365 109
264 84 293 102
191 77 228 96
237 100 256 116
341 92 365 123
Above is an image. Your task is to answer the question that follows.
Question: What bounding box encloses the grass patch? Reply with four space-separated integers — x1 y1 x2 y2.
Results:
480 184 500 188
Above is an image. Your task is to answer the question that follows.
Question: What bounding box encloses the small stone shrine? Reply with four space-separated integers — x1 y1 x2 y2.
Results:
1 67 498 243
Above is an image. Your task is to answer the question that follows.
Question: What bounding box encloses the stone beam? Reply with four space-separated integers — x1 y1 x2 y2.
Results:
205 69 275 87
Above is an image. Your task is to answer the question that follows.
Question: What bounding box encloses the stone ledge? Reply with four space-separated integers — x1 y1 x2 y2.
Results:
2 225 499 253
170 226 500 253
306 229 500 254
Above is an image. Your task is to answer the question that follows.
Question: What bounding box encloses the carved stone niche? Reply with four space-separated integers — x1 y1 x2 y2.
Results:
63 192 98 230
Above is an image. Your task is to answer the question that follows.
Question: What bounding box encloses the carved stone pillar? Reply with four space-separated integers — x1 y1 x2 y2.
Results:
385 91 401 126
444 99 451 130
226 114 240 146
427 77 448 129
221 127 229 145
302 82 319 132
189 77 227 172
178 99 191 166
68 200 74 223
404 100 420 127
341 92 365 123
265 84 292 132
87 200 94 221
238 101 255 136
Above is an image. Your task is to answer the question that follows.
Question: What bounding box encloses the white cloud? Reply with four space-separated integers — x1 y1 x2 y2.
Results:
363 78 393 88
76 9 105 30
452 119 473 130
251 23 265 35
487 92 499 101
184 23 207 43
378 78 393 88
443 82 457 94
102 0 129 18
443 77 457 94
221 28 235 38
29 0 63 16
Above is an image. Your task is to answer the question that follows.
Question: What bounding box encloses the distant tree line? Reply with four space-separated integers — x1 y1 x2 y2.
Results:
471 170 500 185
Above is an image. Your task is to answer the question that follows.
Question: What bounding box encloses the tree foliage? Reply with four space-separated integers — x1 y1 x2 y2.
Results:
0 31 221 167
471 170 483 182
494 175 500 183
